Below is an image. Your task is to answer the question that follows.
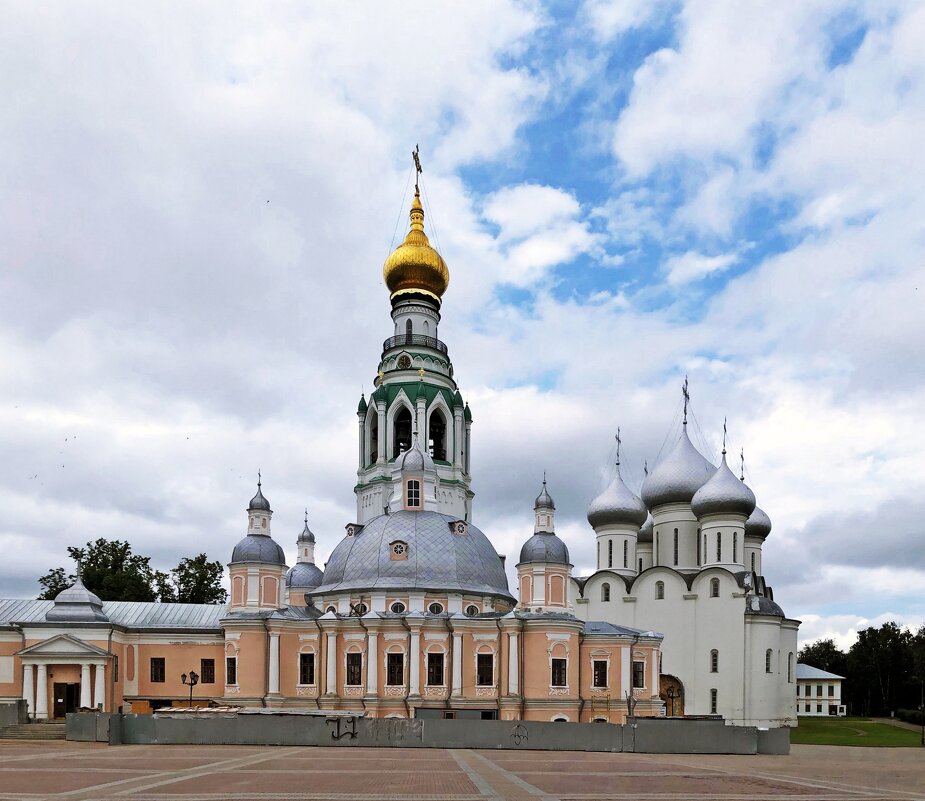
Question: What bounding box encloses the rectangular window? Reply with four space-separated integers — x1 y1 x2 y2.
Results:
427 652 444 686
113 655 119 683
817 704 822 713
733 532 737 562
817 684 823 696
673 529 678 566
200 658 215 684
716 533 722 562
387 653 404 686
551 658 567 687
150 657 165 683
623 539 628 568
632 660 645 689
406 479 421 508
710 688 718 714
592 660 608 688
608 539 613 568
804 703 810 713
828 685 834 697
299 653 315 685
346 653 363 686
476 653 493 686
226 656 237 685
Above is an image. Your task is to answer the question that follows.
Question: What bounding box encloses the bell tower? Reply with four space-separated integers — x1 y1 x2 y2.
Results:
355 148 472 523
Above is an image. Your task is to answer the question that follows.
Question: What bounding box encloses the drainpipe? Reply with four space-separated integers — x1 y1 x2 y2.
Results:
107 626 114 712
310 616 323 709
495 617 503 719
13 625 25 720
577 630 585 723
261 618 270 707
446 616 455 714
354 606 369 716
519 618 525 720
399 615 412 719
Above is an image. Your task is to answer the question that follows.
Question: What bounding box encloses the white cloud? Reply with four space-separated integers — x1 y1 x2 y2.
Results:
664 250 737 285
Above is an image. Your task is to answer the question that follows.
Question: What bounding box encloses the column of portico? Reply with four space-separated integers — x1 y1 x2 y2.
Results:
35 665 48 719
80 663 92 709
326 631 337 694
366 632 378 696
507 632 519 695
93 664 106 710
268 632 280 695
451 632 462 696
409 628 421 696
621 646 631 701
22 664 34 718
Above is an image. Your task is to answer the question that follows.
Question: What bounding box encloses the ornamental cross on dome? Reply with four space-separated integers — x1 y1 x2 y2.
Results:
412 144 423 193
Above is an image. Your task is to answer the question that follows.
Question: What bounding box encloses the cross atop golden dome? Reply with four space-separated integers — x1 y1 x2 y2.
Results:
383 148 449 304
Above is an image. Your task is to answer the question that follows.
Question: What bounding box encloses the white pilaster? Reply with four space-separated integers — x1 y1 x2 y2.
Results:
34 664 48 719
452 632 462 696
453 409 463 468
376 403 386 463
409 631 421 695
366 632 378 696
268 632 280 695
507 633 519 695
22 664 34 718
357 416 364 468
93 664 105 710
416 398 426 449
621 646 631 700
80 663 92 709
326 632 337 694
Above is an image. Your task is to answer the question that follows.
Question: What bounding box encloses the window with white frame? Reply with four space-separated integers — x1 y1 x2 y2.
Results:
601 582 610 602
299 652 315 685
632 660 645 689
765 649 773 674
427 652 444 686
406 479 421 508
225 655 237 685
710 577 720 598
551 658 567 687
655 580 664 600
476 653 493 686
346 652 363 686
592 659 608 688
386 652 404 686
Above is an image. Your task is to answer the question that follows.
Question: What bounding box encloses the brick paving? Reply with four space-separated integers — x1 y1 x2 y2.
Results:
0 741 921 800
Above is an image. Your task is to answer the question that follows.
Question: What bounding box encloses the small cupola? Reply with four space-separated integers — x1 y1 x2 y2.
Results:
45 569 109 622
534 475 556 533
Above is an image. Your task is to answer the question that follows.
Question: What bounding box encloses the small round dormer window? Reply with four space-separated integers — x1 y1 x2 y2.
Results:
454 521 468 536
390 601 406 614
464 604 479 617
353 603 368 616
325 606 337 614
428 602 444 615
390 541 408 561
398 354 411 369
393 542 406 555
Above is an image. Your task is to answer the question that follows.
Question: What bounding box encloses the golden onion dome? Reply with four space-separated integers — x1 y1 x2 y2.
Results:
383 190 449 303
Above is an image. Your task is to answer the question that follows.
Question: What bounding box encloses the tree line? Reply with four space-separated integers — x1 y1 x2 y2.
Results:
799 621 925 719
38 538 227 604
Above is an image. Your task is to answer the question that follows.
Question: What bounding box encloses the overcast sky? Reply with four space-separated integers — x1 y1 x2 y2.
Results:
2 1 923 649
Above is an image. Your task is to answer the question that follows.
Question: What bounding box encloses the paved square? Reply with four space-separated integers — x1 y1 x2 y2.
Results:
0 742 921 800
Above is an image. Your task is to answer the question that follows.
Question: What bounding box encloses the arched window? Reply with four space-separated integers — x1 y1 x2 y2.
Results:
710 688 718 714
428 408 447 461
608 539 613 568
733 532 738 563
368 414 378 466
393 406 412 457
638 558 643 573
601 582 610 602
788 652 794 683
406 479 421 508
673 529 679 566
710 578 720 598
423 319 429 336
405 318 413 341
697 530 701 565
655 531 659 566
390 601 406 614
623 539 628 568
703 533 707 562
751 552 756 573
597 541 600 569
765 649 773 674
655 581 664 600
716 532 722 562
428 602 444 615
710 649 719 673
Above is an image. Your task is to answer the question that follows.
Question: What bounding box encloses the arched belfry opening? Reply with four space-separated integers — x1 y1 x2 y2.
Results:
429 409 447 461
405 318 413 341
368 414 379 467
393 406 412 457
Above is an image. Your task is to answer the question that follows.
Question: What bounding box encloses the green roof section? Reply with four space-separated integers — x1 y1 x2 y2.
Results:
464 402 472 422
453 390 464 408
357 394 368 414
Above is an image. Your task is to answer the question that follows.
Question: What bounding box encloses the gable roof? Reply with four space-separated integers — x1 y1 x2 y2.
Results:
0 598 224 631
16 633 110 658
796 663 845 680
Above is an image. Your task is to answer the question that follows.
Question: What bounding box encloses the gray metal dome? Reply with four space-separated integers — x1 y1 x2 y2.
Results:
746 594 784 617
518 532 570 566
641 426 714 508
312 511 513 601
286 562 324 589
534 479 555 510
638 512 654 544
396 439 435 473
45 574 109 622
691 454 756 518
231 533 286 565
297 516 315 544
745 505 772 539
587 467 647 528
248 481 271 512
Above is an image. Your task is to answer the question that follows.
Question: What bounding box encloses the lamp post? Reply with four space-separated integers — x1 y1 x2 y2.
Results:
666 686 676 717
181 670 199 709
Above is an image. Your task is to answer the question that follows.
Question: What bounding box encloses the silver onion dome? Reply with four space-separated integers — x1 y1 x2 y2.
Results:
691 454 757 518
587 467 647 528
286 562 324 589
637 512 654 544
535 479 555 510
518 532 570 566
297 518 315 544
641 426 715 508
45 573 109 622
313 511 513 602
248 481 271 512
745 505 772 539
396 438 435 473
231 533 286 565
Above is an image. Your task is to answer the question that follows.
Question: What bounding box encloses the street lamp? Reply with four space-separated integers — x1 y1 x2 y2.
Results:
666 686 676 717
181 670 199 709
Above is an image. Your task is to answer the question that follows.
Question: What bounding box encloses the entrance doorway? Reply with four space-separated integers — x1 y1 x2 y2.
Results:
53 683 80 719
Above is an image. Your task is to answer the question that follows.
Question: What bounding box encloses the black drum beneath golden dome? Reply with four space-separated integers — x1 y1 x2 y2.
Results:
383 191 449 303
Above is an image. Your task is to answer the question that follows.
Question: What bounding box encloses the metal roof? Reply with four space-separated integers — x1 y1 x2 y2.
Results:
583 620 663 639
796 663 845 681
0 598 224 630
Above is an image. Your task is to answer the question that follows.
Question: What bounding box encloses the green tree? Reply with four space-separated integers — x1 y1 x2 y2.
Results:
170 554 227 604
37 566 75 600
848 622 914 716
798 638 848 677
